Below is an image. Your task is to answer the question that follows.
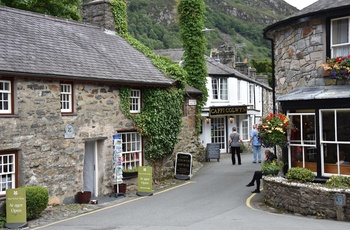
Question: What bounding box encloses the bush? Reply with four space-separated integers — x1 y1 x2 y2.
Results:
25 186 49 220
285 167 315 183
326 175 350 188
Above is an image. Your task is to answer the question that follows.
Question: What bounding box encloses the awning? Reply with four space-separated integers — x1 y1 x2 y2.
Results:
277 85 350 101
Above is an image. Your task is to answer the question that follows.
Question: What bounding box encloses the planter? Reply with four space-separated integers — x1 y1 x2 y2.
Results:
262 170 279 176
123 171 138 179
75 191 92 204
114 183 127 194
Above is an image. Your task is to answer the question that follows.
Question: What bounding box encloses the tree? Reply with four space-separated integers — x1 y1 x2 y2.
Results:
0 0 82 21
178 0 208 131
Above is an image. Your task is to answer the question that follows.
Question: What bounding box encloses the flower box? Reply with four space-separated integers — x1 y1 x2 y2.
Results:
323 55 350 80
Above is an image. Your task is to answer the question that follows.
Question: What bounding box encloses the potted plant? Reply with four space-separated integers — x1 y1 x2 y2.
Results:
322 55 350 80
261 160 280 175
122 168 138 179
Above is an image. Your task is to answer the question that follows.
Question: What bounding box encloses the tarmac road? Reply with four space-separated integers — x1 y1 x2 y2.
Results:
31 152 350 230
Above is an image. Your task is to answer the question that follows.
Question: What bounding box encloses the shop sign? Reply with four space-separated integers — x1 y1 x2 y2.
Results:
175 152 192 180
209 106 247 116
6 188 27 224
137 166 153 196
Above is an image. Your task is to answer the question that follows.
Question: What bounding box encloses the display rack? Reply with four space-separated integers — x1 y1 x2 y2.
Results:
110 134 125 198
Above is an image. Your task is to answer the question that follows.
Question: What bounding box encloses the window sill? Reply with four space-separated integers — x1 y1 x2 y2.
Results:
0 114 19 118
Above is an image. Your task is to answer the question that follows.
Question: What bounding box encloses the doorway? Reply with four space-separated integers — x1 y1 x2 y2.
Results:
211 117 226 152
83 141 98 197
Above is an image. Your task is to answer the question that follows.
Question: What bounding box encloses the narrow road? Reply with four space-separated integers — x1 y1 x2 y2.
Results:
33 152 349 229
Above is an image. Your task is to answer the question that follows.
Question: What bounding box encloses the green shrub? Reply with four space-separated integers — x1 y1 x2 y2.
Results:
25 186 49 220
261 160 280 172
0 215 5 228
285 167 315 183
326 175 350 188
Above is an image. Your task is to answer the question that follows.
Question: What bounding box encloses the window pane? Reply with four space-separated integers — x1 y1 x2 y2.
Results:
332 19 349 45
337 110 350 141
212 79 218 99
322 111 335 141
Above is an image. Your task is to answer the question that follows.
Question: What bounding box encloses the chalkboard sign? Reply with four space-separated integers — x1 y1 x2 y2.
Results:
206 143 220 162
175 152 192 180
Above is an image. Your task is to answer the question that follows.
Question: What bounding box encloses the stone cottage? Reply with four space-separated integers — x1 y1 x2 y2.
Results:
264 0 350 179
0 5 180 204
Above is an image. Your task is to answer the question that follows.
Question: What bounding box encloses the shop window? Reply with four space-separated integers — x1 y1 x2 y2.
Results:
0 151 17 196
288 113 316 172
121 132 142 171
130 89 141 113
331 17 350 57
212 78 227 100
0 79 12 115
60 83 73 113
321 109 350 175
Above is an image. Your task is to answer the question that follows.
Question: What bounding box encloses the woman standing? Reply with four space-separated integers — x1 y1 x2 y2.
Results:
228 127 243 165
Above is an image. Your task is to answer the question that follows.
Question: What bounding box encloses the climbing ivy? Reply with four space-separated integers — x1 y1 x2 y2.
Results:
111 0 187 162
178 0 208 131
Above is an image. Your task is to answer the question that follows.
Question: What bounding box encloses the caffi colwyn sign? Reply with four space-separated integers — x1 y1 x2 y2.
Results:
209 106 247 116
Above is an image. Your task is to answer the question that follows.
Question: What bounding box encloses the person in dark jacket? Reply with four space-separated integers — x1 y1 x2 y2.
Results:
246 150 277 193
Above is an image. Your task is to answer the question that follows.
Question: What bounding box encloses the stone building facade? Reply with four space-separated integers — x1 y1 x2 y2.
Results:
0 5 182 204
264 0 350 179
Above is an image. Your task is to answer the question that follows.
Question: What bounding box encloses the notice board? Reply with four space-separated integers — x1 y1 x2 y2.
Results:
206 143 220 162
175 152 192 180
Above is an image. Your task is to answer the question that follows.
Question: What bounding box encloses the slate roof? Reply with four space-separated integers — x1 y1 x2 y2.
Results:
154 49 271 90
277 85 350 101
0 6 174 86
264 0 350 34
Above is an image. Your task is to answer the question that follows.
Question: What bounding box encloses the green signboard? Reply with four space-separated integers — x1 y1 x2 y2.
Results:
6 188 27 225
137 166 153 196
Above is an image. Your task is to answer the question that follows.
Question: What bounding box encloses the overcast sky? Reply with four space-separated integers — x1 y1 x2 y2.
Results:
284 0 318 10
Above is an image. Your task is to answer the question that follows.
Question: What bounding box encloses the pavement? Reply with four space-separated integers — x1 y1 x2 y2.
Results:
27 151 277 229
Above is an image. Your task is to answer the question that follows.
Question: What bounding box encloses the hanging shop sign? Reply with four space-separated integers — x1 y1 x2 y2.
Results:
209 106 247 116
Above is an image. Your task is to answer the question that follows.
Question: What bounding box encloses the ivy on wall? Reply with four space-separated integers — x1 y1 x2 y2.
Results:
178 0 208 130
111 0 187 161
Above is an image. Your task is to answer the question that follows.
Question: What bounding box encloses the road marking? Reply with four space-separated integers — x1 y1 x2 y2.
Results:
246 188 263 210
31 181 193 229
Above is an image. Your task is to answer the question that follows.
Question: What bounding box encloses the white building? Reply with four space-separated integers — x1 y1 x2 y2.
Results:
200 56 272 153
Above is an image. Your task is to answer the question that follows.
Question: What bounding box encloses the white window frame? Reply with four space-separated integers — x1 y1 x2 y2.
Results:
211 78 228 101
60 83 73 113
242 119 249 141
331 16 350 57
288 112 316 173
121 132 142 171
0 152 16 195
320 109 350 176
248 84 254 105
130 89 141 113
0 80 12 114
237 80 241 101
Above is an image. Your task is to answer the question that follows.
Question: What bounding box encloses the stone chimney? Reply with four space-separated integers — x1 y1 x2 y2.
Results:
82 0 115 31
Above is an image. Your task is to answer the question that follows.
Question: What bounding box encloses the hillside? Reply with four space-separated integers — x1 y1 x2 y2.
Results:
127 0 298 61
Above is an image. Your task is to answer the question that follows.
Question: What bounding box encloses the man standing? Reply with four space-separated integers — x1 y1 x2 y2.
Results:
249 124 262 163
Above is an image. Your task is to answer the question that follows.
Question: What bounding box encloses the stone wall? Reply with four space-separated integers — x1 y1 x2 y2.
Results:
263 177 350 221
272 18 328 96
1 78 131 204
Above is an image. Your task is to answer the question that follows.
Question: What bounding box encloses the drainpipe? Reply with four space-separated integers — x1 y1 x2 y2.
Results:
263 35 276 114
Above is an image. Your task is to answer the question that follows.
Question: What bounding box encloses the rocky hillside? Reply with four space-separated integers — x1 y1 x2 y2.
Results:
127 0 298 61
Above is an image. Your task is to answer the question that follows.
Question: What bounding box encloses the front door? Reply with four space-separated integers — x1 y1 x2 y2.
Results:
211 117 226 152
83 141 98 197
